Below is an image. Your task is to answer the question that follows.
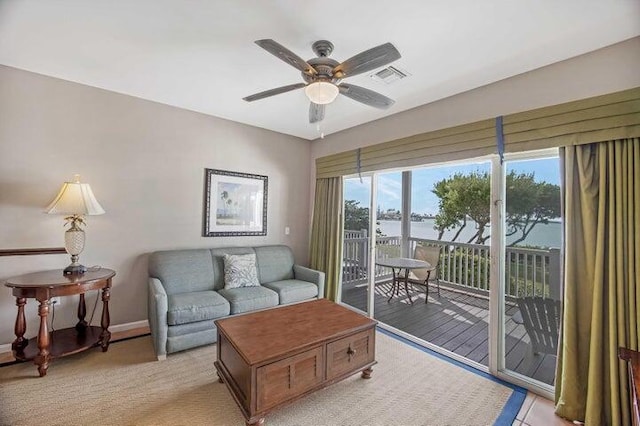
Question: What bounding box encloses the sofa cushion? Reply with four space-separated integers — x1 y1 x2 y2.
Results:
254 245 294 284
167 291 230 326
217 286 279 315
262 279 319 305
223 253 260 289
149 249 215 295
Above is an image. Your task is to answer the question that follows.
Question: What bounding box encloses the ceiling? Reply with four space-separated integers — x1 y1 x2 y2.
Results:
1 1 639 141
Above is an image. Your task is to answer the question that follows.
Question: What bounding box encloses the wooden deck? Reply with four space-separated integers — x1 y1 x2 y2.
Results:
341 281 556 386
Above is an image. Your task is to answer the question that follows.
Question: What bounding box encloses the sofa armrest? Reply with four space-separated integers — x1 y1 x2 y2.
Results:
148 277 168 360
293 264 325 299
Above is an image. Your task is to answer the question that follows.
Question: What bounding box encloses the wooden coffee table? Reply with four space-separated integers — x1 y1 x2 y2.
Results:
214 299 377 426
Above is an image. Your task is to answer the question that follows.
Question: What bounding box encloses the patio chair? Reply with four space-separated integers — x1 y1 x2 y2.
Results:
409 245 441 303
516 296 561 356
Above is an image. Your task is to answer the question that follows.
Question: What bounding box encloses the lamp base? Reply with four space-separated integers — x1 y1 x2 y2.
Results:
64 263 87 275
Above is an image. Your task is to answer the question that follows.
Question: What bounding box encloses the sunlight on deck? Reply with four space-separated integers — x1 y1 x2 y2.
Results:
342 281 556 386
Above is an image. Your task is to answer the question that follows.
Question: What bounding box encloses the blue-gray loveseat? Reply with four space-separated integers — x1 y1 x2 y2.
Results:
147 245 325 360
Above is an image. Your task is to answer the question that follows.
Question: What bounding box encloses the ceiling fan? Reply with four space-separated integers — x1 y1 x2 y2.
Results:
243 39 401 123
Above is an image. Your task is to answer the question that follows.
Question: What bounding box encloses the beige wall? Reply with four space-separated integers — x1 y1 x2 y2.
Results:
0 65 311 345
312 37 640 162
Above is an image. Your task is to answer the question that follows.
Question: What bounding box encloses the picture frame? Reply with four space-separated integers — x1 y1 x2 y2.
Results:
203 168 268 237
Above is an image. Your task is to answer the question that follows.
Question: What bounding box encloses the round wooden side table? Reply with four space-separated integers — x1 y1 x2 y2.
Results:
4 268 116 377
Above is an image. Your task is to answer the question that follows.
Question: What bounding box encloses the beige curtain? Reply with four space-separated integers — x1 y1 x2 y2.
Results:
555 138 640 425
309 177 343 301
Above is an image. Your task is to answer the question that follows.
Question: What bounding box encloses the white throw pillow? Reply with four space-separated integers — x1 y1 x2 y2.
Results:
223 253 260 289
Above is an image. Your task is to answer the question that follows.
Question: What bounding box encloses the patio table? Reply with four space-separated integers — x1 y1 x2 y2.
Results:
375 257 431 304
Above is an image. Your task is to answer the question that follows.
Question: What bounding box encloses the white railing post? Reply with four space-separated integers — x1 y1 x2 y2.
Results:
359 229 367 277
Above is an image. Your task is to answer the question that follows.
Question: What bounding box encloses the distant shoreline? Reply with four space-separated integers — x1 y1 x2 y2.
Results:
373 218 562 248
376 218 562 224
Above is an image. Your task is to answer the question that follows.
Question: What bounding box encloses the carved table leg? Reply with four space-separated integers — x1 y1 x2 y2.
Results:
35 299 51 377
75 293 88 332
361 367 373 379
12 297 28 356
246 418 265 426
100 287 111 352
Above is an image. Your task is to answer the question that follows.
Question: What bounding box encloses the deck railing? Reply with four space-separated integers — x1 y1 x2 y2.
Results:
342 231 561 299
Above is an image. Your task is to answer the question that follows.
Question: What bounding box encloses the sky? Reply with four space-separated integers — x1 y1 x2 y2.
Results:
345 156 561 215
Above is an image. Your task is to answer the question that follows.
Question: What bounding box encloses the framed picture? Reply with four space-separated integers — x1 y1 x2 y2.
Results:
203 168 268 237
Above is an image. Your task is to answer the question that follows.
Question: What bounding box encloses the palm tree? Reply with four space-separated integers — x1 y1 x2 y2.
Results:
220 191 229 216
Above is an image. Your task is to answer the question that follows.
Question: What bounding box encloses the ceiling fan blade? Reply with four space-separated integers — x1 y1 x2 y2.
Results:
309 102 325 123
243 83 306 102
255 39 316 76
339 84 395 109
333 42 401 78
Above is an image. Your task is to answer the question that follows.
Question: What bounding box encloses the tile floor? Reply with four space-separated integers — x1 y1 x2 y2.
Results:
515 392 576 425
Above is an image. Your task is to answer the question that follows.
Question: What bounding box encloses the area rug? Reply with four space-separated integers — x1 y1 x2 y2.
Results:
0 330 525 425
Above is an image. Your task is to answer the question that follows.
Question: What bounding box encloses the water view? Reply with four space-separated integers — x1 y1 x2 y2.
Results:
377 219 562 249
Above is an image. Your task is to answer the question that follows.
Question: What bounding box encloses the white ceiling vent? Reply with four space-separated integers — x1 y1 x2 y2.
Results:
370 66 410 84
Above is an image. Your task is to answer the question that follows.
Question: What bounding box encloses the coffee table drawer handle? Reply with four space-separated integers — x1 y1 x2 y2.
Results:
347 346 357 359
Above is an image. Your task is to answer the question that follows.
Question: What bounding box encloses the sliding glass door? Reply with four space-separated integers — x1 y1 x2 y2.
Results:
338 150 563 395
370 164 494 368
499 153 562 390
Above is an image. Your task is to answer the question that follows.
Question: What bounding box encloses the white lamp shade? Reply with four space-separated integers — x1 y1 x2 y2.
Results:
45 176 105 215
304 82 339 105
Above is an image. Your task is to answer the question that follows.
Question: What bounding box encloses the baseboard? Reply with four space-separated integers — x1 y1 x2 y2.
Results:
0 319 150 356
109 320 150 334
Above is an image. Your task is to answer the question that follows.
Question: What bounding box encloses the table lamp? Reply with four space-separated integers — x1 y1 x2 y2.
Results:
45 174 105 275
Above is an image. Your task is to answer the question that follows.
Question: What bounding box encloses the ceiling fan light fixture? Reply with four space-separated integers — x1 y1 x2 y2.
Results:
304 81 339 105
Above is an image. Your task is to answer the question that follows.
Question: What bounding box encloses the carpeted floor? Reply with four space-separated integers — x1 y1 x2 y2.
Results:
0 331 524 425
